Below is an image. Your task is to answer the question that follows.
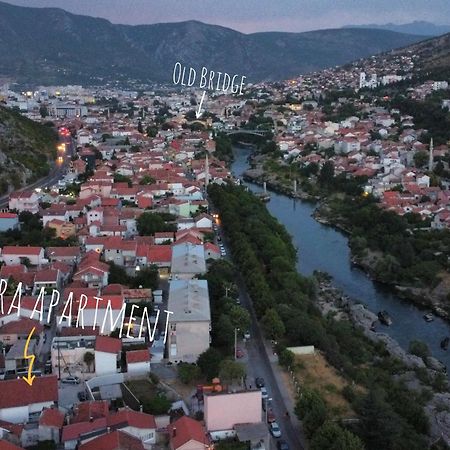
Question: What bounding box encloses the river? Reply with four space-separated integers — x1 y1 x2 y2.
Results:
231 147 450 370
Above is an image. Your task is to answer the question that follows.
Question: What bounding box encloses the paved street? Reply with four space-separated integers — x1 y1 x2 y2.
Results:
0 134 74 209
217 226 305 450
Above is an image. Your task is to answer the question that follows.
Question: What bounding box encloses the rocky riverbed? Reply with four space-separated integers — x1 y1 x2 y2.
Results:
315 274 450 445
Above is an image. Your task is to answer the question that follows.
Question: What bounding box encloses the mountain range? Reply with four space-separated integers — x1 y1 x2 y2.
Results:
0 1 428 85
344 21 450 37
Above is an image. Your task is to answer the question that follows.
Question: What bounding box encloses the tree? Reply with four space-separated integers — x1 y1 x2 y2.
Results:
197 348 222 381
409 340 430 360
228 305 251 332
261 308 285 340
310 422 364 450
178 363 201 384
83 351 95 372
213 314 235 350
219 360 246 384
136 212 176 236
318 161 335 186
295 388 328 437
108 262 131 285
132 265 159 290
139 175 156 185
142 393 171 415
356 388 402 450
39 105 49 118
146 126 158 137
35 441 56 450
278 349 295 369
413 151 428 168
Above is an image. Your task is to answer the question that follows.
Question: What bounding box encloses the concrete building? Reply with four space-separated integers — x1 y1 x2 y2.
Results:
167 279 211 363
0 213 19 232
204 390 262 440
51 335 96 380
126 349 151 377
171 243 206 279
94 336 122 376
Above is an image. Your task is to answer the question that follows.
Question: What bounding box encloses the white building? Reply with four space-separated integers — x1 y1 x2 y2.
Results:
94 336 122 376
0 376 58 424
126 349 151 377
167 279 211 363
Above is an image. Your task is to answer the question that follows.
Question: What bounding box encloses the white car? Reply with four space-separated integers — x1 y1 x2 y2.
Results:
260 387 268 400
270 422 282 438
61 376 80 384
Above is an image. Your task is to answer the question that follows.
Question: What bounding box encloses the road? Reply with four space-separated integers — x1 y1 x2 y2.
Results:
218 230 305 450
0 134 74 209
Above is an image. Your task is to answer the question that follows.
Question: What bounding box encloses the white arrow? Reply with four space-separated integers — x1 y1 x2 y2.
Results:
196 91 206 119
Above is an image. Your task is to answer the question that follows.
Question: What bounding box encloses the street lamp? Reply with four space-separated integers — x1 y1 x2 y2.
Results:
234 327 240 360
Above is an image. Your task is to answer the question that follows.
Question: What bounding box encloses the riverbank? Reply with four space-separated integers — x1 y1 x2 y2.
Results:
242 154 319 201
314 273 450 445
244 151 450 323
314 202 450 321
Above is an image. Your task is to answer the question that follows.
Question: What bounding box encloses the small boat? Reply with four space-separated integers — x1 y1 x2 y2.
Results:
423 313 434 322
441 337 450 351
255 192 271 202
378 310 392 326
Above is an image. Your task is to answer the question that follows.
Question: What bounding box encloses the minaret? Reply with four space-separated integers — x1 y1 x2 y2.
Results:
429 138 434 172
205 152 209 187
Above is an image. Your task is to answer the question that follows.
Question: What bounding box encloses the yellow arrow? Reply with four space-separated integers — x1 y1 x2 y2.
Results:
22 327 36 387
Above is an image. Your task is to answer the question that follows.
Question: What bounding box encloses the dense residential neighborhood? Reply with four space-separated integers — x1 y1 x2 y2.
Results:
0 10 450 449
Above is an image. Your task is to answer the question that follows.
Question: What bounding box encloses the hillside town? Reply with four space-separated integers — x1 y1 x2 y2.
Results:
0 35 449 449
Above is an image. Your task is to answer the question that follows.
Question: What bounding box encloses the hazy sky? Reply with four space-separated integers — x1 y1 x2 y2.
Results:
4 0 450 32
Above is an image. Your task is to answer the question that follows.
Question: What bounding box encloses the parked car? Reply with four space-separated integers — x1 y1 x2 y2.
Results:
244 330 251 339
61 376 80 384
270 422 282 438
260 386 269 400
255 377 265 388
267 408 276 423
277 440 289 450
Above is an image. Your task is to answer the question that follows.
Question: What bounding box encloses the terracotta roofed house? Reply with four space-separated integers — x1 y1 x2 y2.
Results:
168 416 210 450
78 430 145 450
0 376 58 424
95 336 122 376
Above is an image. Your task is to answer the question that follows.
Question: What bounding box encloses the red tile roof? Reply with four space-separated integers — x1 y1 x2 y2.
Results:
34 269 59 283
47 247 80 258
0 213 18 219
107 408 156 429
126 350 151 364
39 407 65 428
72 401 109 424
0 376 57 409
2 246 42 256
168 416 210 449
0 440 25 450
147 245 172 263
62 417 107 442
0 419 24 438
78 430 144 450
95 336 122 354
0 318 44 336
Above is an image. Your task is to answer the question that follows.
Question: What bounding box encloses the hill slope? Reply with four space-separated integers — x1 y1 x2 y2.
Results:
344 21 450 37
0 1 426 84
0 106 57 194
